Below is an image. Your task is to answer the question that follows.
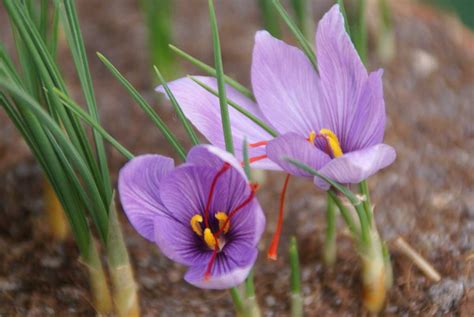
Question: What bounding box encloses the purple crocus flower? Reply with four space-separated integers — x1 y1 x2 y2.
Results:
118 145 265 289
157 4 396 189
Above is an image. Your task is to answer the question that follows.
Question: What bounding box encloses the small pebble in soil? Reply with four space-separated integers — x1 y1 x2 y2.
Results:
265 295 276 307
40 255 63 268
412 49 439 78
168 269 181 283
304 294 314 306
302 267 311 282
428 278 464 313
0 278 21 291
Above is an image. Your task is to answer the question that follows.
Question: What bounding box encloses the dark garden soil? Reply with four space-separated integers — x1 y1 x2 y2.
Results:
0 0 473 316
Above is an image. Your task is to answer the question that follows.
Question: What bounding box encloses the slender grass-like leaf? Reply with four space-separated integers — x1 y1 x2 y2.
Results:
3 0 101 185
48 4 59 60
154 65 200 145
354 0 368 64
271 0 317 69
208 0 234 154
188 76 277 137
169 44 255 100
57 0 112 201
97 52 186 161
290 0 313 40
53 88 134 160
0 91 92 255
140 0 178 80
258 0 282 37
285 157 359 203
39 0 49 39
0 80 110 242
285 157 370 244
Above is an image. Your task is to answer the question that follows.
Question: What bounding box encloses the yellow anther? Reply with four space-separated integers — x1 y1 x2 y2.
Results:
190 214 203 236
320 128 343 158
308 130 317 144
204 228 217 249
215 212 230 234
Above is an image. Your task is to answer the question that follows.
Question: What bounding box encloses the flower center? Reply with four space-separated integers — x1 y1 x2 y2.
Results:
308 129 343 158
186 162 259 281
190 212 230 250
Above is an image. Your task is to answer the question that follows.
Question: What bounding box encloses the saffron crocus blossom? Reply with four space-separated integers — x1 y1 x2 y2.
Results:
157 4 396 190
118 145 265 289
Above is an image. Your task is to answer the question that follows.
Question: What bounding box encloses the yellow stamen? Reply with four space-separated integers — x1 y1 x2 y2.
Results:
215 212 230 233
204 228 217 249
308 130 316 144
190 214 203 236
320 128 343 158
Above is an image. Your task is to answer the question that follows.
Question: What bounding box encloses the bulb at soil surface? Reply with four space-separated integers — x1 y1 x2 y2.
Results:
82 240 113 314
87 259 113 314
362 254 386 313
360 230 390 314
110 263 140 317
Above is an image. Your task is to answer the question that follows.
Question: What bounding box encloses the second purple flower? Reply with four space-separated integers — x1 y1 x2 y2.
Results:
118 145 265 289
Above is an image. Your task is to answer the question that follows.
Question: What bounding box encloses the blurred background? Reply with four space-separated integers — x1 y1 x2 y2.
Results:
0 0 473 315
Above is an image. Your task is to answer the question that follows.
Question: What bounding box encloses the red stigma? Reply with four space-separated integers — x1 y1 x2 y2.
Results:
267 174 291 260
249 140 268 147
215 182 258 238
204 163 230 228
249 154 268 163
204 182 258 280
204 248 218 280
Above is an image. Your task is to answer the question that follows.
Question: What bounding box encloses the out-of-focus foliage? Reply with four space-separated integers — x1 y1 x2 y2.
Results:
424 0 474 29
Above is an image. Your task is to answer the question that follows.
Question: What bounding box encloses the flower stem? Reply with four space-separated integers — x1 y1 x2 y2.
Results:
43 178 69 240
328 190 357 238
323 194 337 267
230 287 245 317
354 202 371 249
244 270 261 317
358 180 372 224
289 237 303 317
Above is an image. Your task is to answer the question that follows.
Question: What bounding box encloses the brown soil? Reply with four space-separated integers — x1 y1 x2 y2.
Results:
0 0 473 316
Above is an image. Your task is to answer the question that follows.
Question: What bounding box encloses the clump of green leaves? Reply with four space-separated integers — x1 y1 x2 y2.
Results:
0 1 139 315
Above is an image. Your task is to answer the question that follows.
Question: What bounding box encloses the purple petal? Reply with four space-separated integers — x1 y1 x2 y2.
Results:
344 69 386 151
156 76 278 170
184 246 257 289
314 144 396 190
266 133 331 177
159 165 249 224
187 144 247 181
118 155 174 241
251 31 324 136
225 199 265 246
154 216 209 266
316 5 378 149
